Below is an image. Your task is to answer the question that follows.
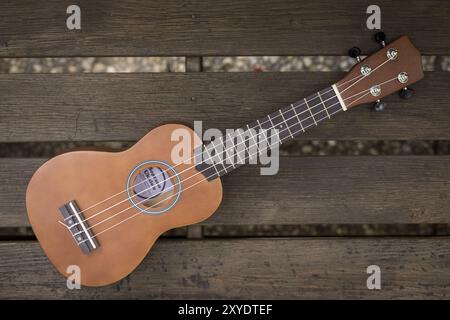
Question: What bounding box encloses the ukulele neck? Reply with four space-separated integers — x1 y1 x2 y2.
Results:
195 85 345 180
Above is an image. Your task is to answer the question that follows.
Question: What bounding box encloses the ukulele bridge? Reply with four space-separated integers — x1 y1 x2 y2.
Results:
59 200 99 254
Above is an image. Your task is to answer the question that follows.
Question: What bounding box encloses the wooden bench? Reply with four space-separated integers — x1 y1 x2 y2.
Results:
0 0 449 299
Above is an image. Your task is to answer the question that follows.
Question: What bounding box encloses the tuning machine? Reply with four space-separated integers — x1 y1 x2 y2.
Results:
374 87 415 111
349 31 386 61
373 31 415 106
348 47 362 62
373 99 386 112
374 31 386 47
399 87 415 99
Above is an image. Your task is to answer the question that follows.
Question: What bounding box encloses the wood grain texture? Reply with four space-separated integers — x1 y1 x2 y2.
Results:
0 238 448 299
1 156 449 227
0 0 449 57
0 72 449 142
25 124 223 286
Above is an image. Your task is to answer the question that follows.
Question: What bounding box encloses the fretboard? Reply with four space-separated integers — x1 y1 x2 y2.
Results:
195 86 343 180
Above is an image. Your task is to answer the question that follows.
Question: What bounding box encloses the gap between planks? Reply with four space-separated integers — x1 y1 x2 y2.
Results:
185 56 204 239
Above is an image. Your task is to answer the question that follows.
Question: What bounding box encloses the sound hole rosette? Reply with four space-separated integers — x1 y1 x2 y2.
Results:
125 160 182 215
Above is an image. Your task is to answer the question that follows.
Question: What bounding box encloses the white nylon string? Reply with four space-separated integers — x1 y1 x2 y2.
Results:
76 102 342 242
69 92 340 235
339 57 391 94
67 86 339 228
63 64 373 223
73 77 399 245
341 76 398 102
63 86 334 223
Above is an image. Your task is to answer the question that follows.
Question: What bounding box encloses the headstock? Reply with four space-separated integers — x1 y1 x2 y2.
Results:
336 35 424 110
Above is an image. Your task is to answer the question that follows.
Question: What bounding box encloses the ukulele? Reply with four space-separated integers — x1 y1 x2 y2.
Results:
26 35 424 286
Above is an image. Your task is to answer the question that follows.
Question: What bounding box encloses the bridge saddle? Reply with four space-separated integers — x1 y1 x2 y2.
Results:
59 200 99 254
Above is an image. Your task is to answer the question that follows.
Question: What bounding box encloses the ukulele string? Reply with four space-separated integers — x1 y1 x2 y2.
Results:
62 66 373 221
65 57 396 230
77 104 343 242
70 76 398 236
65 86 340 228
341 76 398 103
336 73 364 88
74 78 398 244
62 86 332 222
67 86 348 232
339 57 391 94
69 95 340 235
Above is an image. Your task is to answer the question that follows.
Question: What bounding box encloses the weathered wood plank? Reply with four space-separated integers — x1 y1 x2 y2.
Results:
1 156 449 227
0 0 449 56
216 156 450 225
0 158 40 227
0 72 449 142
0 238 448 299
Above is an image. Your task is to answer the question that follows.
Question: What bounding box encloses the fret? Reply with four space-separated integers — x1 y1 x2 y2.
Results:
267 114 275 128
319 87 342 114
243 126 258 160
195 86 342 181
272 113 286 132
224 134 236 168
267 114 282 145
291 104 305 132
246 124 258 155
280 105 303 139
304 98 317 126
268 113 290 143
205 140 230 177
294 99 315 129
310 93 329 121
231 132 246 164
256 119 263 132
270 112 291 145
307 94 329 124
210 140 224 166
279 110 294 139
246 122 261 158
317 91 330 119
212 139 231 175
256 120 268 142
204 143 223 176
258 115 273 131
246 129 257 160
203 144 214 166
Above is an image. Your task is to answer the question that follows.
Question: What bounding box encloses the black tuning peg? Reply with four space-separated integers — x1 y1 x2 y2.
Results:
373 99 386 112
348 47 362 62
399 87 415 99
374 31 386 47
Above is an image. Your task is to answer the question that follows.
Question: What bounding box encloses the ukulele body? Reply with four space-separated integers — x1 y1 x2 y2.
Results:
26 124 223 287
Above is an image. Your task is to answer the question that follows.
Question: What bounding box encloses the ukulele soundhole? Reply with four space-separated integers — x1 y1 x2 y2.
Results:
126 160 182 215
